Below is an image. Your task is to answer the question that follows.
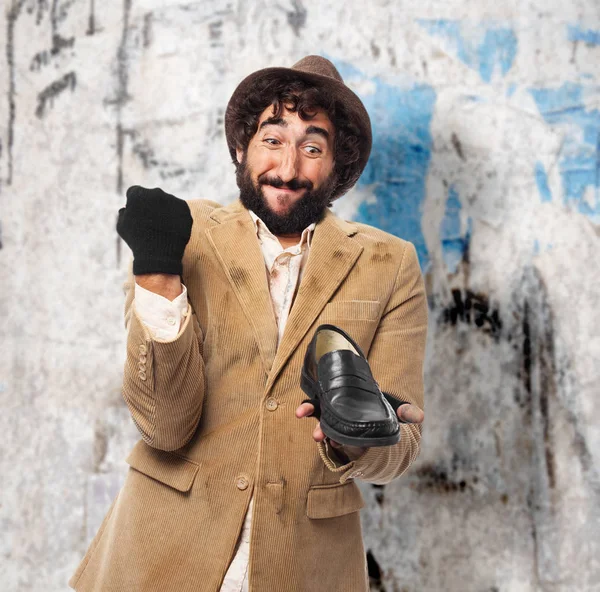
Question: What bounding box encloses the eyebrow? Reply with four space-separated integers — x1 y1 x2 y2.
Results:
259 118 330 140
259 117 287 130
305 125 329 140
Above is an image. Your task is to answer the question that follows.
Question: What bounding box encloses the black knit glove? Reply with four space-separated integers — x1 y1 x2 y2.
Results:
117 185 193 276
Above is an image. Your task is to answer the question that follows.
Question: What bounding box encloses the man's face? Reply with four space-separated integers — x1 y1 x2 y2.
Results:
236 104 337 235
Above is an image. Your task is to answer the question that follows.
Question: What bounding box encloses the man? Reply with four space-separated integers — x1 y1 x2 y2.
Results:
69 56 427 592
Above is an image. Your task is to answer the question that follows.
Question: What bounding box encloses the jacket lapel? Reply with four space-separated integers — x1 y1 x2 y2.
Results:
206 199 279 374
206 199 363 389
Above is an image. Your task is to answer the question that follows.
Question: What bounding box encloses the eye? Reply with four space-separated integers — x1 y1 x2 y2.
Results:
264 138 280 146
304 145 322 155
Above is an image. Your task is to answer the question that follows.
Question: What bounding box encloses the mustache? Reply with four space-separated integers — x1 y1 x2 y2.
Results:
257 174 313 192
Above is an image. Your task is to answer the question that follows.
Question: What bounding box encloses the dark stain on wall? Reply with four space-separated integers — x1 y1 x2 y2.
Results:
388 46 397 68
371 40 381 58
30 34 75 71
33 0 49 25
521 285 557 490
413 462 472 493
132 138 160 169
111 0 133 268
520 300 532 408
110 0 133 195
209 19 223 47
52 0 78 26
372 483 385 505
93 421 108 472
287 0 307 36
30 50 50 71
451 132 466 160
50 32 75 54
129 134 191 180
440 289 502 340
366 549 386 591
6 1 26 186
142 12 153 47
537 305 557 491
516 271 558 491
35 71 77 118
86 0 97 35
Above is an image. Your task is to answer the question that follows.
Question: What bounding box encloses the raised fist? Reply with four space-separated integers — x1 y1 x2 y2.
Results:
117 185 193 276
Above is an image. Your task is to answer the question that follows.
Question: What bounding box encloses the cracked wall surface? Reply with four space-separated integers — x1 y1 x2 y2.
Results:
1 1 598 591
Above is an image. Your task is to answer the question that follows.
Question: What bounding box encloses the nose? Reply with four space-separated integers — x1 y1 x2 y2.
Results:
275 146 299 184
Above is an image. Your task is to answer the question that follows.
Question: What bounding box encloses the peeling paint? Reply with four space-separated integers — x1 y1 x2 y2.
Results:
35 71 77 118
534 162 552 203
417 19 518 82
440 185 472 273
567 24 600 46
286 0 306 37
440 289 502 340
333 60 436 270
529 82 600 222
2 5 600 591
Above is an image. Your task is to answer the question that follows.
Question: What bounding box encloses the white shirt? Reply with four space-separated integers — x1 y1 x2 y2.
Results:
133 210 315 591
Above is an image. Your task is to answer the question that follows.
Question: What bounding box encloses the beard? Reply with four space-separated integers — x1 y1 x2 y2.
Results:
236 158 337 236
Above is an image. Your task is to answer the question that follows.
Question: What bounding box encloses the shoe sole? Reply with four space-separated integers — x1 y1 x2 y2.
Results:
300 370 400 448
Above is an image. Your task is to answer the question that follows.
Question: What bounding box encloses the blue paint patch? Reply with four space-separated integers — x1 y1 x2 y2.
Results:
535 162 552 202
530 82 600 222
331 60 436 270
478 27 518 83
440 186 471 273
533 239 540 255
568 24 600 46
418 19 518 82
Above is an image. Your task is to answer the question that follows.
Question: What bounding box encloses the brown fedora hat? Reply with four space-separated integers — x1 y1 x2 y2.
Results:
224 55 372 200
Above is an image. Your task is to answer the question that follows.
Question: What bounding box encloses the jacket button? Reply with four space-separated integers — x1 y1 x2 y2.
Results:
138 371 147 381
236 476 249 490
139 344 147 355
139 354 147 363
265 398 278 411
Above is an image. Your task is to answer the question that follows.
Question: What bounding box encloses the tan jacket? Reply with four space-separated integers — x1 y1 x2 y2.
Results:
69 198 428 592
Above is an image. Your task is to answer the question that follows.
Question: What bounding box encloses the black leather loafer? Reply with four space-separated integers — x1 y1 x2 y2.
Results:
300 323 401 447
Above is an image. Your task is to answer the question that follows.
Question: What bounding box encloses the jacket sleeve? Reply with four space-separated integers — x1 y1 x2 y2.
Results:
316 241 428 485
122 262 206 451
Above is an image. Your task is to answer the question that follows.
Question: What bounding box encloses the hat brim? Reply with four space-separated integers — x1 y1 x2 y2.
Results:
224 66 372 200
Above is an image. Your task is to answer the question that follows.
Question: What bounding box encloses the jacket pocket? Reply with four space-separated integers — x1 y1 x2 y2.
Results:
306 481 366 519
125 440 200 492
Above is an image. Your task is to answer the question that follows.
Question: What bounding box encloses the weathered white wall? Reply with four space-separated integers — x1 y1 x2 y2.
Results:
1 1 599 590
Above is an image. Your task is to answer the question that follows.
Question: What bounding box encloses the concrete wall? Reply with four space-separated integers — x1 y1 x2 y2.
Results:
1 1 598 590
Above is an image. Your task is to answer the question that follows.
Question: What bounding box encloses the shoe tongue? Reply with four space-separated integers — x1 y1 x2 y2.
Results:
317 349 372 378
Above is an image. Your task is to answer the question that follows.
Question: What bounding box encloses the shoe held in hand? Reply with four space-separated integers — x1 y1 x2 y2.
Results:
300 323 401 447
117 185 193 276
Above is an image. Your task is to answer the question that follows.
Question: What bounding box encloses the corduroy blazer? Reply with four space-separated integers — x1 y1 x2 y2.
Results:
68 197 428 592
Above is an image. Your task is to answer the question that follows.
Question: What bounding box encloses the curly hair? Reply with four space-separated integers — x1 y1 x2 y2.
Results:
228 76 362 199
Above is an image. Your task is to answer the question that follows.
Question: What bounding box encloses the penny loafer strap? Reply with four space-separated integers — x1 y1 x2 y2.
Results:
302 393 409 421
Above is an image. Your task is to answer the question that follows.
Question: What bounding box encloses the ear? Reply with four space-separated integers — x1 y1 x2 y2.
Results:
236 147 244 164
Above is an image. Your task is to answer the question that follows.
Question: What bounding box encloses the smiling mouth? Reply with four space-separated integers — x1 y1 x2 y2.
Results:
264 184 306 195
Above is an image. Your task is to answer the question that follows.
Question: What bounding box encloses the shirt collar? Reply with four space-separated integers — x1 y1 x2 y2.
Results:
248 210 315 250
